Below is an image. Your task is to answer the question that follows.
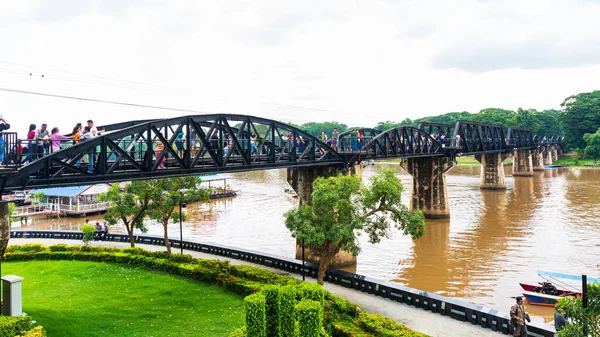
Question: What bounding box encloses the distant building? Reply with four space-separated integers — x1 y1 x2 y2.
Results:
29 184 112 216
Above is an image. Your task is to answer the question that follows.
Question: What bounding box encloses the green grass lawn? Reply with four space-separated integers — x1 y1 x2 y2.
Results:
554 156 599 167
4 260 245 337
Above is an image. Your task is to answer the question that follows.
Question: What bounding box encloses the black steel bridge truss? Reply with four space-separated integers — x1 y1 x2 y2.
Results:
0 114 564 192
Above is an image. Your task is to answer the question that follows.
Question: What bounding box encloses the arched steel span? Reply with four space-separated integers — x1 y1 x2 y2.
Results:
353 126 445 159
4 114 344 191
337 128 382 153
506 127 534 149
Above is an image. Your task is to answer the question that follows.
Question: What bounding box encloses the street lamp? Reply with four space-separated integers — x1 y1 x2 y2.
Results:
301 238 305 281
179 202 187 255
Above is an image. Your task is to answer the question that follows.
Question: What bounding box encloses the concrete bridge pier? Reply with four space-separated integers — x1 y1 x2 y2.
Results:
287 164 362 267
543 147 553 166
532 148 545 171
474 153 511 189
400 157 456 219
512 149 533 177
551 146 559 161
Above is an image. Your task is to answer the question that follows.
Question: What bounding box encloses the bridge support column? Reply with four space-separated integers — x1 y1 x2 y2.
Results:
551 146 558 161
543 147 553 166
512 149 533 177
474 153 511 190
400 157 456 219
287 164 361 267
532 148 545 171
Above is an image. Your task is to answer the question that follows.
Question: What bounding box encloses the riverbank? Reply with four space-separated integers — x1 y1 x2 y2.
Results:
554 155 599 168
8 238 514 337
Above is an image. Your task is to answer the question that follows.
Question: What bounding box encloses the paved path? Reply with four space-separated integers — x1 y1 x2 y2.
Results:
8 238 515 337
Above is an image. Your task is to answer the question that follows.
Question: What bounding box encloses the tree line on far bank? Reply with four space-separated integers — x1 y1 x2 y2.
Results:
287 90 600 153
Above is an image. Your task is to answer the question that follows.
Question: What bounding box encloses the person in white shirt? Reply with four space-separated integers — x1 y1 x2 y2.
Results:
87 120 104 137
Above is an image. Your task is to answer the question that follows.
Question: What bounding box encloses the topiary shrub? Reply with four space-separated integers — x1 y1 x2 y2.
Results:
262 285 281 337
81 224 96 246
296 299 323 337
299 283 325 306
0 315 32 337
245 292 266 337
280 285 297 336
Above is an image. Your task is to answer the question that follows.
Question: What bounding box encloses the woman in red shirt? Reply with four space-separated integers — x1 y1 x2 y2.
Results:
27 124 36 163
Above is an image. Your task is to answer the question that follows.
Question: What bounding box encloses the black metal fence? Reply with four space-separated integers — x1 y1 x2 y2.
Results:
9 230 555 337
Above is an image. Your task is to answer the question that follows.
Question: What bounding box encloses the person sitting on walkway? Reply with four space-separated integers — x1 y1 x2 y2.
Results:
102 222 109 240
554 306 568 336
95 222 103 240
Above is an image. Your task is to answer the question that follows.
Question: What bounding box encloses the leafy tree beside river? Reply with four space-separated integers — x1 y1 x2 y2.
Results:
559 90 600 150
284 169 425 285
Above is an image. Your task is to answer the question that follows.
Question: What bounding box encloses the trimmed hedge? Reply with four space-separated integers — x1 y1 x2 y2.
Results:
280 286 297 336
262 285 281 337
296 299 323 337
0 316 32 337
5 244 429 337
245 293 266 337
299 283 325 306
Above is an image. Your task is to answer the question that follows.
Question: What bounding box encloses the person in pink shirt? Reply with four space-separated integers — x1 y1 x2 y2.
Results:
50 127 72 153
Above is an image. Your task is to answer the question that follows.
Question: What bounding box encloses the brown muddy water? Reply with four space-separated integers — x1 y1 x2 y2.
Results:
13 164 600 324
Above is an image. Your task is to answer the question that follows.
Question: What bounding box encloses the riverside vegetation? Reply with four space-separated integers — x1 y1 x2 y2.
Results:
1 244 429 337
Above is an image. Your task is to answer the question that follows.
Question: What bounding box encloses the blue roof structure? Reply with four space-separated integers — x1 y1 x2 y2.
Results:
29 185 92 198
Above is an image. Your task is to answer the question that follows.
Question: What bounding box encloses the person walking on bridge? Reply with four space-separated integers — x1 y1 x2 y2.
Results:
510 297 530 336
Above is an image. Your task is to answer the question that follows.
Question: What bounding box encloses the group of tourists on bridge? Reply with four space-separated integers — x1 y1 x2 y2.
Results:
20 120 104 170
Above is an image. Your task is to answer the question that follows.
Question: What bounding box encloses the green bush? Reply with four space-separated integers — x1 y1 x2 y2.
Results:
280 286 297 336
356 312 429 337
47 244 72 252
15 326 47 337
296 299 323 337
81 224 96 246
228 326 247 337
330 321 374 337
6 244 45 253
245 293 266 337
262 285 281 337
299 283 325 306
0 315 32 337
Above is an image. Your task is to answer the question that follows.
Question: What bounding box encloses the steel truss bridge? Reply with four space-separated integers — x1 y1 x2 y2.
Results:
0 114 563 193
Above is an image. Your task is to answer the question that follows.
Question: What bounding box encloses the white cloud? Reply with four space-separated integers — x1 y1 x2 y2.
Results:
1 0 599 135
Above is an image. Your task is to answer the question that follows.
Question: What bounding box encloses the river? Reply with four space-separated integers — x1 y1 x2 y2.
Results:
13 163 600 324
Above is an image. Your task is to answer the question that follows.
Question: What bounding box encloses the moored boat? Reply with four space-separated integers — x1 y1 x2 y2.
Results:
522 291 563 307
518 282 580 297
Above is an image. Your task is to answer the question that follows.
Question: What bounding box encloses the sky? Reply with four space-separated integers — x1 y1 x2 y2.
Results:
1 0 600 134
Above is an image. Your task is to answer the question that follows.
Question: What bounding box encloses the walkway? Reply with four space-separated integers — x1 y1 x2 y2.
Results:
9 238 510 337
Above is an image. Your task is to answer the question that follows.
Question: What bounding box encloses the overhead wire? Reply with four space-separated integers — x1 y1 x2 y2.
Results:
0 60 390 125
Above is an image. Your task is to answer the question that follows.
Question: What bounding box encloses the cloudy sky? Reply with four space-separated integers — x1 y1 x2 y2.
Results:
1 0 599 133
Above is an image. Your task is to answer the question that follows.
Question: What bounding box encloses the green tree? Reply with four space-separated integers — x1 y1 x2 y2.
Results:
583 128 600 164
96 181 154 247
284 169 425 285
415 111 472 125
471 108 517 126
146 177 209 258
559 90 600 150
557 282 600 337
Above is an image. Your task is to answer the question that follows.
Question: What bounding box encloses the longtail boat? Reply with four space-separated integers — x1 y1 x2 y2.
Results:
520 271 599 307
